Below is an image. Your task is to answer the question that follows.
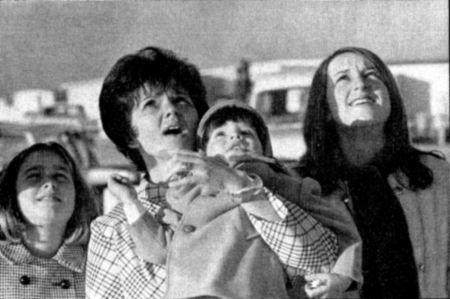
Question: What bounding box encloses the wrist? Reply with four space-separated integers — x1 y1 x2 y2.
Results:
122 202 147 224
226 170 253 193
227 174 264 204
121 194 139 206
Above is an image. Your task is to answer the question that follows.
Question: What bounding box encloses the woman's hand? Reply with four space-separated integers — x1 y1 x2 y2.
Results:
165 149 252 195
304 273 353 299
108 174 139 206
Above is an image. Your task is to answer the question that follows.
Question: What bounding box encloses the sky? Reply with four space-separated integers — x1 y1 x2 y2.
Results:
0 0 448 98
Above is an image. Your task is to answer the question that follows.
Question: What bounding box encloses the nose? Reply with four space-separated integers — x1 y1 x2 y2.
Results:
230 131 243 140
41 180 57 192
161 95 180 118
352 74 366 90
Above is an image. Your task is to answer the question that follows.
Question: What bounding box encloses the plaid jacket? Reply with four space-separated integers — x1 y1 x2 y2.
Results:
0 242 86 299
86 178 337 299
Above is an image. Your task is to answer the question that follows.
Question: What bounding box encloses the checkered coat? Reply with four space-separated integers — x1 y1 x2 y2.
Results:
0 242 86 299
86 179 337 299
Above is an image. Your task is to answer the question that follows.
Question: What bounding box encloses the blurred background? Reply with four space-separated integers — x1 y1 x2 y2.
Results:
0 1 448 212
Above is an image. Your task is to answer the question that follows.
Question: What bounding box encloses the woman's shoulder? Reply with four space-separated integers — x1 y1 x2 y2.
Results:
412 153 450 194
92 204 127 230
419 153 450 176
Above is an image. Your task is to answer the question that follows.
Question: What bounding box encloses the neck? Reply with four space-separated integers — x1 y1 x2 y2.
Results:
143 153 173 184
148 162 168 184
22 224 66 259
337 124 385 167
142 146 196 185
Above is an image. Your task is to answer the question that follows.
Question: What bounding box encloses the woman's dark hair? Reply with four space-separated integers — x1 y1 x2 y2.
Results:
0 142 98 245
295 46 442 194
99 46 209 172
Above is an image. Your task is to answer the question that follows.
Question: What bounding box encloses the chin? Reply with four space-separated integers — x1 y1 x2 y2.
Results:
226 151 248 159
166 139 195 150
346 119 385 128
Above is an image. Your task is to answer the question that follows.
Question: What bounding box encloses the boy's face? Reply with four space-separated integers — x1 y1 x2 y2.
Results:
131 85 199 157
206 120 263 161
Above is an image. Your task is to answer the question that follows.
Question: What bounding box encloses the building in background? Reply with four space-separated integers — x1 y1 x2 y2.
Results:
3 59 448 161
389 63 449 144
202 60 449 160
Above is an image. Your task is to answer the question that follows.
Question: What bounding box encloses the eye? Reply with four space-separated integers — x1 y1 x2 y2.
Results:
336 74 349 82
212 131 226 139
241 130 254 137
54 172 70 182
173 96 193 107
364 69 381 80
143 98 158 109
26 172 40 181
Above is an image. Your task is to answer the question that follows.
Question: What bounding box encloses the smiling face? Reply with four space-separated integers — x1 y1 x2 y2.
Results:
16 149 76 228
131 85 200 158
206 120 263 161
326 52 391 127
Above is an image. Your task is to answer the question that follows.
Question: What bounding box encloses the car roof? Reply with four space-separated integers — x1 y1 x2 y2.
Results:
0 122 83 141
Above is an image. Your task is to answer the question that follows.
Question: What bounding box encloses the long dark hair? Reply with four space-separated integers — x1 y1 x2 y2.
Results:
294 46 442 194
0 142 98 245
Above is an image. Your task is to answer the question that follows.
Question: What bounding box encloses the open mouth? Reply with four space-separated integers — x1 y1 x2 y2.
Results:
350 97 375 106
229 144 247 152
163 125 184 136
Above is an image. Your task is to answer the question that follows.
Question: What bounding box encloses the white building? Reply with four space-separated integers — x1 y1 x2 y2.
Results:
60 78 104 121
12 89 56 115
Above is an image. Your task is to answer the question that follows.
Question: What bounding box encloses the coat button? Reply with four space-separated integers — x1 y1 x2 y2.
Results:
419 264 425 272
20 275 31 285
60 279 71 289
183 225 196 233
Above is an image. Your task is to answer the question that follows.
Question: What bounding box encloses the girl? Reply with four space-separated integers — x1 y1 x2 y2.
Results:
0 142 98 298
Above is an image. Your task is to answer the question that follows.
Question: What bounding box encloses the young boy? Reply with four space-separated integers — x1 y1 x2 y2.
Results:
199 100 362 298
110 100 360 298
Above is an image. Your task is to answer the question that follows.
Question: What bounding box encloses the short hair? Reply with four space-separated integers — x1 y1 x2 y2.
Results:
199 105 268 154
0 142 98 245
99 46 209 172
296 46 441 194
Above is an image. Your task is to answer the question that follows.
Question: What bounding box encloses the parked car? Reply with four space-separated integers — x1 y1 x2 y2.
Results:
0 121 99 170
202 60 318 161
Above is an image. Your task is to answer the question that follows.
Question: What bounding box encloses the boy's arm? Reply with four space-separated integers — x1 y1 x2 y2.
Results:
301 189 363 288
229 174 282 222
246 188 338 277
238 160 362 287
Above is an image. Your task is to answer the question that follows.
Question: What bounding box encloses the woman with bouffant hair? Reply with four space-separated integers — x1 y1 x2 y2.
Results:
0 142 98 298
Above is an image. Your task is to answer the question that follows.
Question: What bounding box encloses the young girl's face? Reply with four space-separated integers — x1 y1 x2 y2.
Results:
16 149 76 228
206 120 263 161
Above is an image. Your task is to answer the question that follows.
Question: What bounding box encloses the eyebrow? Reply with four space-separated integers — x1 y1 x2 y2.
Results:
212 128 225 135
22 165 43 174
22 164 70 174
54 165 71 173
330 68 348 78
